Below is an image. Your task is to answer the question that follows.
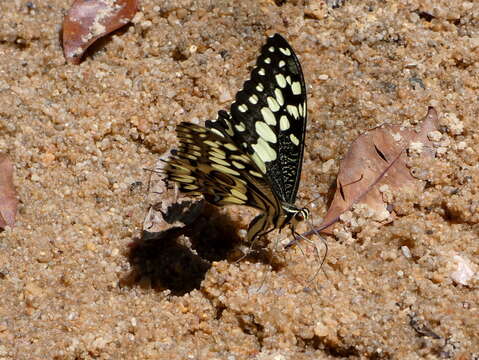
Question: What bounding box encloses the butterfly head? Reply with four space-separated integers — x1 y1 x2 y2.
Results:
281 203 309 229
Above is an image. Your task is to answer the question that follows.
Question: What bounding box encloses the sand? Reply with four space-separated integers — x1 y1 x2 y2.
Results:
0 0 478 358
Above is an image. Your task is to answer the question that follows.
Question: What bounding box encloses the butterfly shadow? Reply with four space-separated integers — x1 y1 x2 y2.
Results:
121 200 245 296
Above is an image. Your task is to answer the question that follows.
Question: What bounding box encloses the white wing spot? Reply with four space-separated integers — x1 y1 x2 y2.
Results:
256 83 264 92
235 122 246 132
278 60 285 68
275 74 287 88
286 75 292 85
260 107 277 125
287 105 299 119
238 104 248 113
279 115 290 131
252 138 277 163
258 68 266 76
255 121 277 143
280 47 291 56
274 88 284 106
267 96 280 112
264 57 271 64
268 46 275 52
290 133 300 146
249 94 259 104
291 81 302 95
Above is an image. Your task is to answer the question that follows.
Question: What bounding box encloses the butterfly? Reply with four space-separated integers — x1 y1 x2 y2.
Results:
164 34 309 245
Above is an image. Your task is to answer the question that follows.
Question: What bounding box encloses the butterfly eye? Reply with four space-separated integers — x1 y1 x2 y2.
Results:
295 212 305 222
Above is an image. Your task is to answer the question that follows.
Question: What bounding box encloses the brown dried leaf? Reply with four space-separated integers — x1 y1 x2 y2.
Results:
62 0 139 64
0 154 18 228
317 107 438 234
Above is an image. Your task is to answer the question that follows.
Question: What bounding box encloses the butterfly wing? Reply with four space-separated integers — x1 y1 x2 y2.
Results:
206 34 307 204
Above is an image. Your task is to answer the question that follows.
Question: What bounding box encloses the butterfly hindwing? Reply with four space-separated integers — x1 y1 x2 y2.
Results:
165 122 281 215
206 34 307 204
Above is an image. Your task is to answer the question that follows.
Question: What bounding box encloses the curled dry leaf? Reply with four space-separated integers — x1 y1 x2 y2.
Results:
143 159 204 237
0 154 18 229
62 0 139 64
317 107 438 234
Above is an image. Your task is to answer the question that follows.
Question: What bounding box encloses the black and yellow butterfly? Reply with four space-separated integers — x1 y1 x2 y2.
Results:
164 34 309 244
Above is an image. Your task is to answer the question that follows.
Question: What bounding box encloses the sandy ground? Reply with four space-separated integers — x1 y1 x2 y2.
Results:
1 0 478 358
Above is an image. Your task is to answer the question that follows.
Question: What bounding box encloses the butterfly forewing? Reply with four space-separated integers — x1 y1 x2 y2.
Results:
206 34 307 204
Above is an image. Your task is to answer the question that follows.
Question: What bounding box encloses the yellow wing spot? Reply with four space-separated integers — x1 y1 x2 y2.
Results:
267 96 280 112
261 107 277 125
231 188 248 201
275 74 286 88
238 104 248 113
258 68 266 76
286 75 292 85
209 148 226 159
204 140 220 148
268 46 275 52
224 143 239 151
176 175 197 183
291 81 302 95
290 133 300 146
274 88 284 106
249 170 263 178
252 137 277 163
235 123 246 132
170 163 191 173
209 128 224 138
279 115 290 130
232 161 245 169
280 47 291 56
231 154 250 162
249 94 259 104
264 57 271 64
222 196 245 205
287 105 299 119
278 60 285 68
184 184 199 190
194 127 207 133
256 83 264 92
210 156 231 167
250 152 267 173
255 121 277 144
211 163 240 176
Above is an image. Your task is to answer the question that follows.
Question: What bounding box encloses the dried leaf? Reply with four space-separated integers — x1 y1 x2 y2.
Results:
62 0 139 64
317 107 438 234
0 154 18 228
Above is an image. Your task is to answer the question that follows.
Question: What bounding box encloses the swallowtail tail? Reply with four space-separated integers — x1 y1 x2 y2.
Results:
164 34 309 244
